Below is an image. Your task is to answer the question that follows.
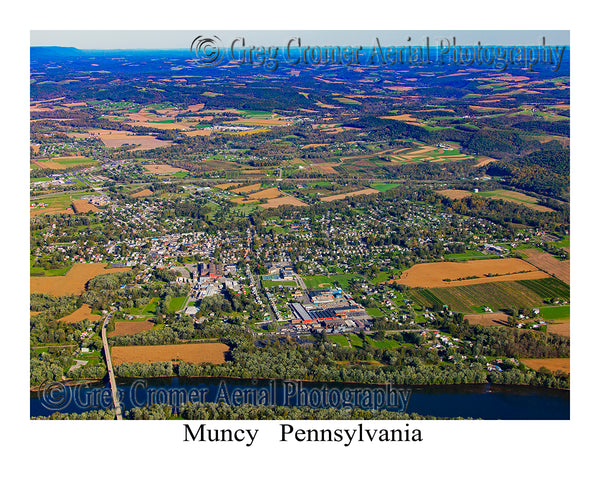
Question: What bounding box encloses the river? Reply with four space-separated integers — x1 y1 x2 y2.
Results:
30 377 569 420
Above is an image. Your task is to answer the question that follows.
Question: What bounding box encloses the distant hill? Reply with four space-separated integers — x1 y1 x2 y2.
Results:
30 46 83 58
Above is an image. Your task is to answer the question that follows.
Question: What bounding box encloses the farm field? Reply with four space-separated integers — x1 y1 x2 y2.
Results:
547 322 570 337
96 131 173 150
521 358 570 374
392 258 548 288
520 249 570 284
33 157 96 170
231 183 263 194
248 187 282 200
370 183 401 192
321 188 380 202
143 164 188 174
476 189 554 212
408 278 569 313
56 304 101 324
437 189 474 200
260 196 308 208
130 188 153 198
539 305 570 321
108 319 155 337
30 263 131 296
110 343 230 365
464 312 511 327
71 199 100 213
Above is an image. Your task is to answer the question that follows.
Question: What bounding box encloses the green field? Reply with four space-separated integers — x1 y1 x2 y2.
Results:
370 183 401 192
366 307 385 318
168 296 187 312
444 250 491 260
127 297 159 316
555 236 570 248
302 274 364 290
328 334 350 346
348 334 364 348
30 264 73 277
408 278 570 313
364 335 402 350
539 305 570 322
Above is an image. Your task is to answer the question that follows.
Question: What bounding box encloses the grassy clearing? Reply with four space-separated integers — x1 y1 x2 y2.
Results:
364 335 401 350
366 307 385 317
328 334 350 346
168 296 187 312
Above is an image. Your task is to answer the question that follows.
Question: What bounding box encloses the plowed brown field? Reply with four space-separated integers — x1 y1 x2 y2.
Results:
57 304 101 324
108 319 155 337
111 343 229 365
321 188 379 202
521 358 570 374
30 263 131 296
391 258 548 288
521 249 570 284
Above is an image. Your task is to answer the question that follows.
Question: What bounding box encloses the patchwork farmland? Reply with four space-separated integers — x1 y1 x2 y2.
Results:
407 278 569 313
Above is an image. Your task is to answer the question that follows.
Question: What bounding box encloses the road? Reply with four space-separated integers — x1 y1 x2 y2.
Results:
101 311 123 420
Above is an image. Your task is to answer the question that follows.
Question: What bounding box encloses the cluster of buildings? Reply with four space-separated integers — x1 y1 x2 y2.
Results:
288 288 372 332
175 262 241 301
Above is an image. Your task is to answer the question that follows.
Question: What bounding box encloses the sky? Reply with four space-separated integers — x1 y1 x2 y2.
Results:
30 30 570 50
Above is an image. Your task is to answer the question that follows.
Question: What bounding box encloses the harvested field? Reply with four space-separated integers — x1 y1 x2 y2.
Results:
437 189 474 200
32 160 69 170
143 164 187 174
477 189 554 212
248 187 282 200
30 206 74 217
71 199 100 213
321 188 380 202
111 343 229 365
97 131 173 150
464 312 511 327
214 182 243 190
312 163 339 174
521 249 570 284
232 183 263 194
392 258 548 288
547 322 570 337
261 196 308 208
301 143 329 149
108 319 155 337
131 189 153 198
231 197 259 205
521 358 570 374
379 114 427 126
30 263 131 296
57 304 101 324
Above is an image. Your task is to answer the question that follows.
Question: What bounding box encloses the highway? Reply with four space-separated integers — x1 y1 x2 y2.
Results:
101 311 123 420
